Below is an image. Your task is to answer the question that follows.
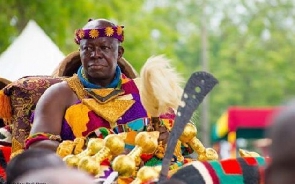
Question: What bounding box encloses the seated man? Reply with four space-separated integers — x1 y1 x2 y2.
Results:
26 18 174 153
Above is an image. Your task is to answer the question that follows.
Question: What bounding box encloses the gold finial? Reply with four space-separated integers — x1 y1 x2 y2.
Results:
112 131 159 177
239 149 260 157
131 166 161 184
78 134 125 176
63 138 104 168
56 140 76 158
179 123 218 161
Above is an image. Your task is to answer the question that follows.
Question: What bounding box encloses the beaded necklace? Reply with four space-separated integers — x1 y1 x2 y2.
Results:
77 65 122 89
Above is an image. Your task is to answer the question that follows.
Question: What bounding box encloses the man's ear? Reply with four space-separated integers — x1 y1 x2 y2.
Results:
118 46 124 60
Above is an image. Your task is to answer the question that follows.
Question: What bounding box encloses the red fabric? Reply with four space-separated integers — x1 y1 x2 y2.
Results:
244 157 258 166
140 153 154 162
0 146 11 180
0 167 5 180
228 106 281 132
220 159 242 174
100 158 111 166
1 146 11 163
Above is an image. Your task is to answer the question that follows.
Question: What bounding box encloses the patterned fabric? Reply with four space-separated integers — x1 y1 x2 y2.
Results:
3 76 64 155
60 74 149 147
170 157 269 184
25 132 62 149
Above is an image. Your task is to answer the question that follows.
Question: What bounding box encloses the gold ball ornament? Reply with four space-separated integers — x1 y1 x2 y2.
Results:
77 134 125 176
87 138 104 155
179 123 197 143
239 149 260 157
73 137 86 155
135 131 159 154
62 138 104 168
112 131 159 177
78 156 100 176
104 134 125 155
63 154 80 168
135 166 161 183
56 140 75 158
198 148 219 161
112 155 136 177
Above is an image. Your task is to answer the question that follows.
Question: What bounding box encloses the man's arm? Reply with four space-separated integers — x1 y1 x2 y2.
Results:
28 82 74 151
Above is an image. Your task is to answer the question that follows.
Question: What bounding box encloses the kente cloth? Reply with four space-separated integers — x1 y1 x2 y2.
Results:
170 156 269 184
60 74 174 148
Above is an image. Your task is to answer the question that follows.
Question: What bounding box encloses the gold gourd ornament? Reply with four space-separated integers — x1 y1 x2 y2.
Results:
239 148 260 157
179 123 218 161
78 133 126 176
73 137 86 154
112 131 159 177
56 140 76 158
63 138 104 167
56 137 86 158
131 166 161 184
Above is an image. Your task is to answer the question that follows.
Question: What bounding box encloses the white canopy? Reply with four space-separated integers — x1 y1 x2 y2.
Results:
0 20 65 81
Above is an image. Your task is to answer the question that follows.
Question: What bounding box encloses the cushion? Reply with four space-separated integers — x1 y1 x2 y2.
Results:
1 76 64 156
170 156 269 184
0 77 11 128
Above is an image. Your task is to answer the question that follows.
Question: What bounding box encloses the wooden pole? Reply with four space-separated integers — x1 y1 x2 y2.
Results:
200 0 210 147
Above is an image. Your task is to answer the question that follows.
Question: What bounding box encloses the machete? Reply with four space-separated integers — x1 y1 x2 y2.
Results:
158 71 218 183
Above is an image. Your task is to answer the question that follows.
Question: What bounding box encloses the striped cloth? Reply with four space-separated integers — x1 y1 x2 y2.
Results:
170 157 269 184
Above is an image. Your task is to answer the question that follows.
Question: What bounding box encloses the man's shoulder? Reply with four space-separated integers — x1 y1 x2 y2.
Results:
43 80 72 97
48 80 70 90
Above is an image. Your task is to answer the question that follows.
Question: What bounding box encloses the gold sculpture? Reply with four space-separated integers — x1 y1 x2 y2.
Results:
73 137 86 154
78 134 125 176
131 166 161 184
112 131 159 177
56 140 76 158
239 148 260 157
63 138 104 167
179 123 218 161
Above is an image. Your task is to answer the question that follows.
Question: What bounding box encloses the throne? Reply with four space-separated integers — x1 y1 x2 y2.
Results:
0 51 138 159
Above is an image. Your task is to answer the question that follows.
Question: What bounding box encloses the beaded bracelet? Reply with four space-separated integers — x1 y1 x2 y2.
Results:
25 132 62 149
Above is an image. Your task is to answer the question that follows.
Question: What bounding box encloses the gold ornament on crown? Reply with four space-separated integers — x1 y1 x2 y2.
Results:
117 26 123 35
89 29 99 38
105 27 114 36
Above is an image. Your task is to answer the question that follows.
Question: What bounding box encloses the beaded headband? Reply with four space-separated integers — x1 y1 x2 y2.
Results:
74 26 124 44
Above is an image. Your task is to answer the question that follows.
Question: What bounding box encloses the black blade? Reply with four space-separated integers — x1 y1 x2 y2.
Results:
158 71 218 183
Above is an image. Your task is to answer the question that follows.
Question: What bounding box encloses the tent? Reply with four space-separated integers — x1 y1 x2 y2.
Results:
212 106 281 142
0 20 65 81
211 106 281 157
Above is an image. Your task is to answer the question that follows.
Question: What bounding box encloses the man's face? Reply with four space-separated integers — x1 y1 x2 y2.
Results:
80 37 119 84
